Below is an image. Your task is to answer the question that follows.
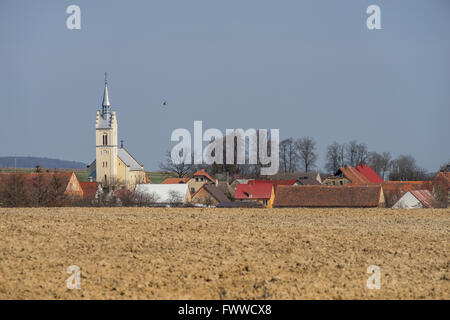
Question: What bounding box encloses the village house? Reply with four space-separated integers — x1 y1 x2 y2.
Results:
79 181 103 203
273 185 385 208
322 165 383 186
87 74 148 191
191 183 230 206
234 181 275 208
134 184 191 205
382 181 433 208
392 189 441 209
187 169 215 194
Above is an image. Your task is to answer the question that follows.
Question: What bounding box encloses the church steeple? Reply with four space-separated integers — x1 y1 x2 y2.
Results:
102 72 111 115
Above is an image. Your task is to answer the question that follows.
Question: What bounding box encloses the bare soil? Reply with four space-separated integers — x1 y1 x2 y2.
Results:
0 207 448 299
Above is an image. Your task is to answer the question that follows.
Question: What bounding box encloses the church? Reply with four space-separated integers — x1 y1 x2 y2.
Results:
87 74 148 190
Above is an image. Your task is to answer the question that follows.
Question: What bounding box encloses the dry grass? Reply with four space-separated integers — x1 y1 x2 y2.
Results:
0 207 448 299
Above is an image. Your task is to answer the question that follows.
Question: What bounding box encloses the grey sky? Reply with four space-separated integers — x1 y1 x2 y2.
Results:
0 0 449 172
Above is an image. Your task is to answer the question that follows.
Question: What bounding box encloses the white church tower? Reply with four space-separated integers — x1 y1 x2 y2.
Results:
87 73 147 190
95 73 118 185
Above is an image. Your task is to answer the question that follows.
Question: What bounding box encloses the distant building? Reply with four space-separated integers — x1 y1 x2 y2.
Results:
134 184 191 205
79 181 103 202
274 185 385 208
87 74 147 190
235 181 275 208
191 184 230 206
187 169 215 194
322 165 382 186
392 190 441 209
382 181 433 208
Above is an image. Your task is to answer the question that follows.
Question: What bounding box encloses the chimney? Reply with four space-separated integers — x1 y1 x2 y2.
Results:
120 140 124 148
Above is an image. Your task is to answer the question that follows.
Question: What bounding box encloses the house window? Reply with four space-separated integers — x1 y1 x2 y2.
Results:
195 177 199 182
104 174 107 182
103 134 108 146
191 187 195 193
200 177 204 182
263 199 268 205
339 181 343 185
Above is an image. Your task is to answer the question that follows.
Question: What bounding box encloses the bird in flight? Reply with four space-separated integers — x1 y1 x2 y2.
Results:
162 101 167 107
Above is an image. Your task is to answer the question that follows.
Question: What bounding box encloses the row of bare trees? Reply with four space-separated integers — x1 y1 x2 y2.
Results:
160 134 438 181
0 173 68 207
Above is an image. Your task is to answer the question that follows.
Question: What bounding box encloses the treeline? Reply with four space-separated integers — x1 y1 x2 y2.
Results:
0 173 190 208
160 135 446 181
0 173 69 207
280 137 431 180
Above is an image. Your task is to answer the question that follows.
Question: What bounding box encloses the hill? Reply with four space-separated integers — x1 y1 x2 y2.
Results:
0 157 87 169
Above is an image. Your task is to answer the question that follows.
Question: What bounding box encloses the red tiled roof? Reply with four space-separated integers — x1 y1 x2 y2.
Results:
161 177 188 184
193 170 215 182
409 190 441 208
355 165 384 184
79 182 100 201
274 185 383 207
338 166 370 184
235 182 273 200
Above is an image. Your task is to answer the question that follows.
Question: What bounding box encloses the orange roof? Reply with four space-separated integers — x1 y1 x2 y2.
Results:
79 181 100 200
161 177 187 184
193 170 215 182
338 166 370 184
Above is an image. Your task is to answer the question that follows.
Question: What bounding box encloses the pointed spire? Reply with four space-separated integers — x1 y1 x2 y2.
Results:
102 72 111 108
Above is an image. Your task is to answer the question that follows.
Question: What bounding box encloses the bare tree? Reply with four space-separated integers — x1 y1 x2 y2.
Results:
0 174 29 207
355 143 369 165
345 140 359 166
168 189 183 205
279 138 299 173
439 160 450 172
135 191 160 206
159 150 193 178
295 137 318 172
325 141 345 173
47 175 67 206
389 154 426 181
379 152 392 180
344 140 369 166
30 173 49 206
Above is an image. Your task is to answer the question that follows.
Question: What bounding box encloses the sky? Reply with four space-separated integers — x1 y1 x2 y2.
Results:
0 0 449 172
